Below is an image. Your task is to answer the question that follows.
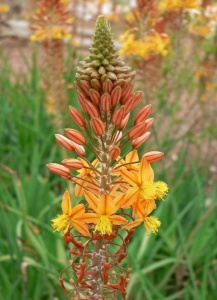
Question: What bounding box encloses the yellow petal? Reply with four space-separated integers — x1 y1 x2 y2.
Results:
61 190 71 215
70 204 85 218
78 213 99 223
113 193 125 208
84 191 98 212
126 150 139 163
75 178 85 197
122 218 142 230
121 169 139 186
139 156 154 184
97 194 116 215
71 219 91 237
109 215 128 225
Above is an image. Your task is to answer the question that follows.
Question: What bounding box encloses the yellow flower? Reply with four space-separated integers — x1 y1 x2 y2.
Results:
78 191 128 235
123 200 161 235
51 190 90 237
158 0 199 13
120 156 168 208
113 150 139 176
30 27 71 42
120 30 170 60
0 5 9 13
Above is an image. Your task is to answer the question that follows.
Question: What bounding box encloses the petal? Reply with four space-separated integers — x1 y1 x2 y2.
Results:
78 213 99 224
97 194 116 215
61 190 71 215
139 156 154 184
126 150 139 163
121 169 139 186
71 219 91 237
91 158 99 168
109 215 128 225
75 178 85 197
122 219 142 230
121 187 139 208
70 204 85 218
113 193 125 208
84 190 99 212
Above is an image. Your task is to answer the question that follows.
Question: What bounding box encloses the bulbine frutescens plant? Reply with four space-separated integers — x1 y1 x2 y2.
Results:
47 16 168 300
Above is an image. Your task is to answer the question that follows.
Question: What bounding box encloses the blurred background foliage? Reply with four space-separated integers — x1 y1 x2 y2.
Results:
0 0 217 299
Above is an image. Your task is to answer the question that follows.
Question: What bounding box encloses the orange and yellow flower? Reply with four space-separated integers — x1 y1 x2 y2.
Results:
120 155 168 208
78 191 128 235
51 190 90 236
123 200 161 235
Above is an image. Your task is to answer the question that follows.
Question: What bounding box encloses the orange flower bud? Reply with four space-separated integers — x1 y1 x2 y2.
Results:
144 118 154 130
89 89 100 105
80 80 91 96
134 104 152 124
128 122 147 140
109 146 121 160
85 101 99 117
91 79 101 91
119 113 130 131
114 131 122 143
46 163 71 179
100 93 111 112
103 79 113 94
55 134 75 151
111 86 122 107
113 106 126 127
78 94 88 113
62 158 84 170
70 142 86 156
69 106 88 130
113 78 125 87
143 151 164 163
132 132 151 148
90 117 105 136
65 129 86 145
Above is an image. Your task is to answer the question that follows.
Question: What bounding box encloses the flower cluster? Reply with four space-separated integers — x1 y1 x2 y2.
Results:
47 16 168 299
158 0 199 13
30 0 72 43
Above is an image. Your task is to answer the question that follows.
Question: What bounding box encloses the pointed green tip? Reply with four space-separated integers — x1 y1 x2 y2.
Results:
96 15 108 27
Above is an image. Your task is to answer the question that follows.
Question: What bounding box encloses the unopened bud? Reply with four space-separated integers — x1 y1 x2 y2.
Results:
119 113 130 130
134 104 152 124
128 122 147 140
78 94 88 113
111 86 122 107
65 129 86 145
110 146 121 160
71 141 86 156
89 89 100 105
100 93 111 112
85 101 99 117
144 118 154 130
91 79 101 91
62 158 84 170
114 131 122 143
55 134 75 151
69 106 88 130
90 117 105 136
143 151 164 163
113 106 126 127
113 78 125 87
103 79 113 94
46 163 71 180
80 80 91 96
132 132 151 148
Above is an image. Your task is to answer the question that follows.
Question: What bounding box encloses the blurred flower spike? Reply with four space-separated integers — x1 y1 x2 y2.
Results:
30 0 72 43
47 16 168 299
